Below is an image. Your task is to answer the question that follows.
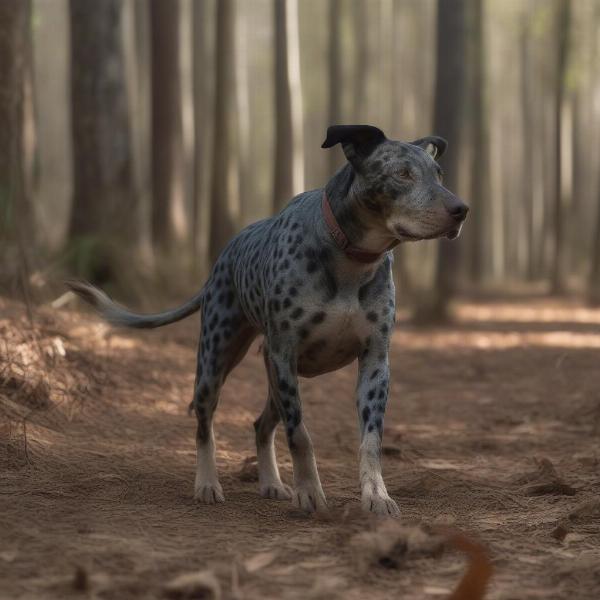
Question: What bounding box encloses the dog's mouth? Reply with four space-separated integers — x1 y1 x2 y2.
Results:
445 221 464 240
393 225 422 241
394 225 461 242
393 223 463 242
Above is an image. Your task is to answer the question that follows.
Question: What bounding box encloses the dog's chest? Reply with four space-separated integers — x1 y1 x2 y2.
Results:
296 298 371 377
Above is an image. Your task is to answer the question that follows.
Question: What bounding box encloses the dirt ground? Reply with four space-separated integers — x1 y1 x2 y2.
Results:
1 295 600 599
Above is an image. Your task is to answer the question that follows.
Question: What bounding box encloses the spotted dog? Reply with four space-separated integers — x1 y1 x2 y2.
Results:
68 125 468 516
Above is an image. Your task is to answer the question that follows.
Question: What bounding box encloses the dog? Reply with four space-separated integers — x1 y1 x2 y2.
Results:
68 124 468 516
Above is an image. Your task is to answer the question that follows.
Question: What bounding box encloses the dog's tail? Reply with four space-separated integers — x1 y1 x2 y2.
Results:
65 280 204 329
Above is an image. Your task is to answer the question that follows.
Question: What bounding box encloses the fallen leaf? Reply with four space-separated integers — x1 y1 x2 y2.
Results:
243 551 277 574
163 570 220 600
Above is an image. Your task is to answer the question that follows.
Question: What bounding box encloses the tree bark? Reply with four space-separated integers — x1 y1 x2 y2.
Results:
273 0 305 212
22 0 38 208
236 2 252 217
550 0 571 293
418 0 467 322
209 0 239 262
68 0 138 281
327 0 343 174
590 180 600 305
193 0 210 267
150 0 184 252
352 0 368 121
519 14 536 281
468 0 489 284
0 0 32 248
131 0 151 234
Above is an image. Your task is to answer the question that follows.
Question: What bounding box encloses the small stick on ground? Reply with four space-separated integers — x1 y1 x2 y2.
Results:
442 530 493 600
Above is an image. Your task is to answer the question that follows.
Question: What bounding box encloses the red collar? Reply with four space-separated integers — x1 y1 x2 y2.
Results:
321 192 399 264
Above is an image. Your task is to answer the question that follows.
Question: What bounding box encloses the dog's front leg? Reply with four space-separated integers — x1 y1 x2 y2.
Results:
356 339 400 516
266 349 327 513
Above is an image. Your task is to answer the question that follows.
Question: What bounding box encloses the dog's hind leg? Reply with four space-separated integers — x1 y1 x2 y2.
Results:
254 353 291 499
192 293 256 504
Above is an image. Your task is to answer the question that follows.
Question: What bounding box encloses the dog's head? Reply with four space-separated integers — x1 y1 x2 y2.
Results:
322 124 468 241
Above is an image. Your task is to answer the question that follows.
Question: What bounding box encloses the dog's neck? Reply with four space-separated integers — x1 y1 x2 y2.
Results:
324 163 397 255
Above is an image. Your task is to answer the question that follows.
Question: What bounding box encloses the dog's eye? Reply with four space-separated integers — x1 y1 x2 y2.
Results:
397 168 412 180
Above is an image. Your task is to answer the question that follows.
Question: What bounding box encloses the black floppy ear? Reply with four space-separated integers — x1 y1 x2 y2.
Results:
322 124 386 170
410 136 447 160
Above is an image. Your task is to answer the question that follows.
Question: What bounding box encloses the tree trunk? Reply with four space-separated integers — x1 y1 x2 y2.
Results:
22 0 38 208
150 0 184 253
209 0 239 262
468 0 489 284
131 0 151 241
0 0 32 249
273 0 305 212
589 3 600 310
590 178 600 305
192 0 210 268
327 0 343 174
68 0 138 282
352 0 368 121
417 0 466 323
236 2 252 218
550 0 571 293
519 14 536 281
379 0 393 129
390 0 404 137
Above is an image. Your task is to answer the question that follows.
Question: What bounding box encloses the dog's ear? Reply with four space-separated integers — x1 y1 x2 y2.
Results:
410 136 447 160
322 124 386 170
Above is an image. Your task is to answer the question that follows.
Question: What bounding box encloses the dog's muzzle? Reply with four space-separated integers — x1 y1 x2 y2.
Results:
441 193 469 239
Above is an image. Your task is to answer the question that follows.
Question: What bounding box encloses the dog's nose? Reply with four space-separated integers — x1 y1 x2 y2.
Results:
449 203 469 222
441 193 469 222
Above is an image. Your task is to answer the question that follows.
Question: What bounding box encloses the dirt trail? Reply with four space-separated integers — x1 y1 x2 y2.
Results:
1 297 600 599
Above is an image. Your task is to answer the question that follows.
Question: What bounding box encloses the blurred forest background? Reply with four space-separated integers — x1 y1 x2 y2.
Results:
2 0 600 321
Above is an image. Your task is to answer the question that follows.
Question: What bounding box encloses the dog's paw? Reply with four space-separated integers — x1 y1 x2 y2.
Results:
260 482 292 500
292 485 328 513
362 488 400 517
194 482 225 505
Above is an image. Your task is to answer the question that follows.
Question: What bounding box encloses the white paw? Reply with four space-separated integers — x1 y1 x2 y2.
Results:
292 485 328 513
362 488 400 517
194 482 225 504
260 482 292 500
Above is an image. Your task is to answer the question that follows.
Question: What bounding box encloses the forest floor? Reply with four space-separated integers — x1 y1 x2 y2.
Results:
1 295 600 599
